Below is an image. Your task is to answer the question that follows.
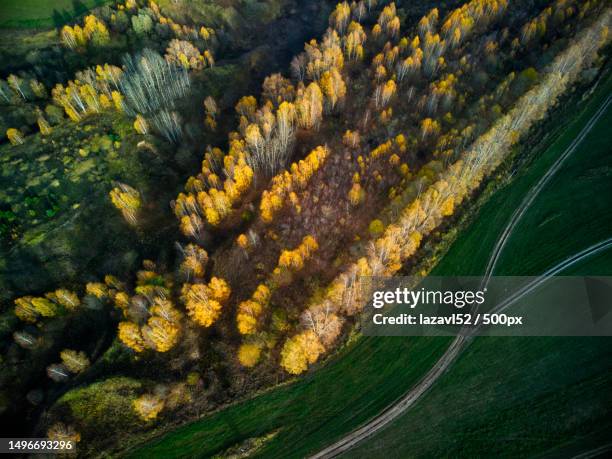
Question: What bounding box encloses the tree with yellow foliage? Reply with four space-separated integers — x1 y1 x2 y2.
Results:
114 291 130 310
32 297 58 317
420 117 440 139
180 214 205 239
61 26 78 49
278 235 318 272
134 114 148 134
397 48 423 82
252 283 271 305
236 284 270 335
183 277 231 327
262 74 295 106
330 1 351 34
133 394 164 421
51 65 124 121
235 95 257 118
109 183 141 226
320 67 347 111
113 270 182 353
296 82 323 129
175 152 253 232
301 303 344 347
118 321 146 352
344 22 366 61
179 243 208 279
280 330 325 374
37 116 52 136
111 90 124 112
165 39 210 70
200 26 215 41
86 282 109 300
51 289 80 310
377 3 397 31
374 79 396 108
6 128 24 145
348 182 365 206
61 14 110 49
260 146 329 223
141 316 180 352
14 297 39 323
84 14 110 46
60 349 90 373
387 16 400 38
47 423 81 444
236 300 261 335
245 123 264 156
238 342 263 367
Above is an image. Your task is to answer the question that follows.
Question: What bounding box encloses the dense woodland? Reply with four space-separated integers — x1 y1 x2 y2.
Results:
0 0 610 454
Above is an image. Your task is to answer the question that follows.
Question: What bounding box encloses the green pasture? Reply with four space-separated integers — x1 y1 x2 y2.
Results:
0 0 114 29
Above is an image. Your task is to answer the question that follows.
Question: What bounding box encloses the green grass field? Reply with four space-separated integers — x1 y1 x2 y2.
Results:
0 0 114 28
128 64 612 459
347 71 612 457
348 252 612 458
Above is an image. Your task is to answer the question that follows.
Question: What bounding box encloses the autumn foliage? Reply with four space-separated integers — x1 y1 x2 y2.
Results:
8 0 610 436
182 277 231 327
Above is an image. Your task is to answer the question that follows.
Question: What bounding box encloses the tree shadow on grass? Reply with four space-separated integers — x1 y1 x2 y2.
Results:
52 1 109 28
52 10 72 28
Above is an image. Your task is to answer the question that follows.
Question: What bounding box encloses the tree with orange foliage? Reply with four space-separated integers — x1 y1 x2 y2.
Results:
348 182 365 206
301 303 344 347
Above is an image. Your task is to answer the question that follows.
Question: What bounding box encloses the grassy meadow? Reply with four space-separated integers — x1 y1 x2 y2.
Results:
0 0 114 28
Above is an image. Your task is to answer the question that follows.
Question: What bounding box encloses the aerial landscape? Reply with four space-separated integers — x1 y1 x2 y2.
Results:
0 0 611 457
